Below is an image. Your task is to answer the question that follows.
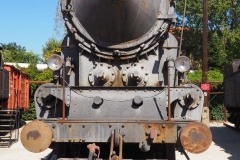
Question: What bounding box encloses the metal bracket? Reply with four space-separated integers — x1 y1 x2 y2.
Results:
109 130 123 160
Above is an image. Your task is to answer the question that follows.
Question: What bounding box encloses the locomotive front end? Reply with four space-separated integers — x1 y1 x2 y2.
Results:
21 0 212 159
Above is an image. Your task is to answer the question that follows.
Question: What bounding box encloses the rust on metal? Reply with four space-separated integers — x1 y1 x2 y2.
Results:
143 123 177 143
150 129 158 139
180 122 212 153
26 130 41 140
21 121 52 153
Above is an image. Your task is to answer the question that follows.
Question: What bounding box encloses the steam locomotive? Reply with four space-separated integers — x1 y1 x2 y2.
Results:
21 0 212 159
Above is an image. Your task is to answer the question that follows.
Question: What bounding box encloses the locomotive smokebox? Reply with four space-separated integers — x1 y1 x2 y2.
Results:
61 0 176 50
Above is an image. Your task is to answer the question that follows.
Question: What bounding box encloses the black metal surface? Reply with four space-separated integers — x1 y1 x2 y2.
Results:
72 0 161 46
0 69 9 99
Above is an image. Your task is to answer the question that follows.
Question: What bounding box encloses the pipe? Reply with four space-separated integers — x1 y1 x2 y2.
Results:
62 62 66 120
88 151 95 160
167 58 174 121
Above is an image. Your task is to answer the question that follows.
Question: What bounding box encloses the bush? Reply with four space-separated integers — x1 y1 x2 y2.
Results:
21 100 36 121
209 104 226 121
186 69 223 81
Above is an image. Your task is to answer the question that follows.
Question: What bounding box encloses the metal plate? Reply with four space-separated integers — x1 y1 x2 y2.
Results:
21 121 52 153
180 122 212 153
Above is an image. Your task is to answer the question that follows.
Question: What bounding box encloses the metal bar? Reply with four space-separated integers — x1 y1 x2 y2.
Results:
29 81 50 84
210 92 224 94
109 132 114 160
168 63 171 121
62 62 66 120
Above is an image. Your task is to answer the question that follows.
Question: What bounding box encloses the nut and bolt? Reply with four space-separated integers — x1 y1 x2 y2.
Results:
145 130 150 135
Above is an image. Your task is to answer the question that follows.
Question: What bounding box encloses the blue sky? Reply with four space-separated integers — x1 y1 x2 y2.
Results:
0 0 60 55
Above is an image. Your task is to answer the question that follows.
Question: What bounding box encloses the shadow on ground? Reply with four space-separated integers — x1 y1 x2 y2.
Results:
211 124 240 160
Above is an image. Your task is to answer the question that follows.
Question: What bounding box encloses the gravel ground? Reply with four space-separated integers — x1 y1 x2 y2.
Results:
0 121 239 160
0 121 53 160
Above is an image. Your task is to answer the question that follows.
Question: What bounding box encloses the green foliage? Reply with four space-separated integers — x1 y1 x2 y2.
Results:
209 104 226 121
42 38 61 61
186 70 223 81
21 100 36 121
176 1 240 71
186 70 223 90
2 43 41 64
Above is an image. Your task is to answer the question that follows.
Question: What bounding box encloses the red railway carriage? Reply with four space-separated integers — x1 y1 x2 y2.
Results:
0 64 29 111
0 53 30 147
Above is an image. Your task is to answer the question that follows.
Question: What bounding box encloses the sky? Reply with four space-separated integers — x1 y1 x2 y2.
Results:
0 0 61 55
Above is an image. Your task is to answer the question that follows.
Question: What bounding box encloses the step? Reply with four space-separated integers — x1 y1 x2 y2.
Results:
0 124 14 126
0 114 17 117
0 130 11 133
0 142 10 148
0 109 19 112
0 135 11 138
0 119 14 122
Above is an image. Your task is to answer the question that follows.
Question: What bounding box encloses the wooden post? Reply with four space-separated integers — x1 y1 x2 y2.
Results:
202 0 209 126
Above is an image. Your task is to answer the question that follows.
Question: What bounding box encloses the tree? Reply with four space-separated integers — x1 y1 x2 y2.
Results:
54 0 66 39
42 38 61 60
34 38 62 82
176 0 240 71
1 42 41 64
